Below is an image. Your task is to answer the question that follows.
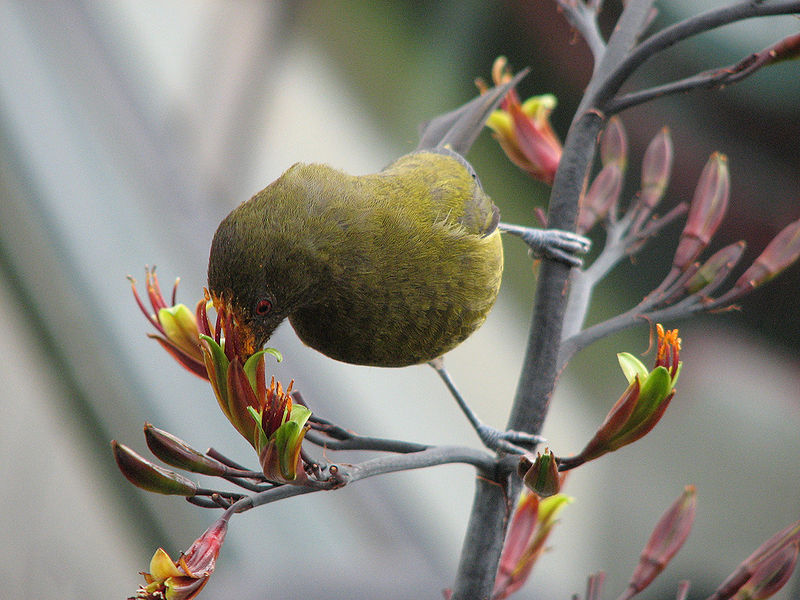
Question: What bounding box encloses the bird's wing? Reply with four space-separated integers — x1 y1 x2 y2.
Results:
416 68 529 156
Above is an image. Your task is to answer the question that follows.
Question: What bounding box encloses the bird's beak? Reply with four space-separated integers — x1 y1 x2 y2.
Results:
239 325 260 357
210 295 259 358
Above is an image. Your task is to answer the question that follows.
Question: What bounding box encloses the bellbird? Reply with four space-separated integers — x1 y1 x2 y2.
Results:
207 71 588 369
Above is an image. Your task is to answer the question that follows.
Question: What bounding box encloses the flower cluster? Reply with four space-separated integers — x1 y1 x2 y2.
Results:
559 324 681 470
128 268 310 483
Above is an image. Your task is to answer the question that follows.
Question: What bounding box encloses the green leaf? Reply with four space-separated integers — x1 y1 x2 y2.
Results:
538 493 574 525
618 352 649 384
264 347 283 362
247 406 268 449
273 421 301 480
200 334 229 405
200 335 228 374
671 361 683 387
636 366 672 417
243 350 267 393
288 404 312 428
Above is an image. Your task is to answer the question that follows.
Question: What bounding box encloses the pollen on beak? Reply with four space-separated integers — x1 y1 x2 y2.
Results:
209 293 260 358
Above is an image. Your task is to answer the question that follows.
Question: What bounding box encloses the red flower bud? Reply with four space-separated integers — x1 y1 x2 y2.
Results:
578 163 623 234
734 218 800 293
673 153 729 271
619 486 697 600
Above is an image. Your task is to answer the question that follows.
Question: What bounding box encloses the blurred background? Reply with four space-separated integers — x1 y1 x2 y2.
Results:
1 1 798 598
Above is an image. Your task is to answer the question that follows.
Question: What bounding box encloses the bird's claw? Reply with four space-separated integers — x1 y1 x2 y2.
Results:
476 424 545 454
534 229 592 266
500 224 591 267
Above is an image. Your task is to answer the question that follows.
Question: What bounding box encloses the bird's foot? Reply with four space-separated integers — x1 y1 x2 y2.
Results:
429 358 545 454
499 223 591 267
476 424 545 454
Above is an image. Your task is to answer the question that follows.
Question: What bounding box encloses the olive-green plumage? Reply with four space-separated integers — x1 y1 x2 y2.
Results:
208 72 529 367
208 151 501 366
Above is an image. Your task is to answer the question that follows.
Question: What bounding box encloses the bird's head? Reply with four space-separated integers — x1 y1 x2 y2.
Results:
207 196 305 356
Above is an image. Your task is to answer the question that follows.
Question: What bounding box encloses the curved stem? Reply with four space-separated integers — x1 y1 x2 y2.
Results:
230 445 506 512
596 0 800 111
606 31 800 114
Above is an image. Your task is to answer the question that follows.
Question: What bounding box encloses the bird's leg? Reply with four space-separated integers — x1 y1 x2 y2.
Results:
428 358 544 454
499 222 591 267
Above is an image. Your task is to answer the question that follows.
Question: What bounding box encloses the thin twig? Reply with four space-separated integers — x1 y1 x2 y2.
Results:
556 0 607 61
595 0 800 111
606 32 800 113
304 430 430 453
230 445 508 512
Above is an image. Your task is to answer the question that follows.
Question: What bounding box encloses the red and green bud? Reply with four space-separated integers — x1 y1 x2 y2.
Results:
684 241 746 295
640 127 673 211
112 440 198 496
144 423 236 477
734 544 798 600
733 218 800 293
732 543 799 600
559 325 681 470
480 56 562 185
493 490 573 599
631 126 674 232
619 485 697 600
134 508 232 600
519 448 561 498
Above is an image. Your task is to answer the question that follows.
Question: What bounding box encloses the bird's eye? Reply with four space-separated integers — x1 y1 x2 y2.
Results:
254 298 273 316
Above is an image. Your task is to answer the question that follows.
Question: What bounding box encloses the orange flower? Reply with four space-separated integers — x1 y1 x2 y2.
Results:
559 325 681 470
199 301 309 483
130 268 308 483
